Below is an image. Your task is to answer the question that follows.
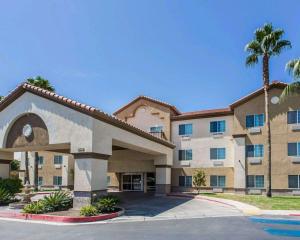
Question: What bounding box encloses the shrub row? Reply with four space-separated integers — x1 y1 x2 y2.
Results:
0 188 14 205
80 195 120 216
23 191 72 214
0 178 22 194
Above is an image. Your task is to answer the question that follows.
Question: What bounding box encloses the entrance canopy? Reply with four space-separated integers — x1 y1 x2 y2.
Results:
0 83 174 207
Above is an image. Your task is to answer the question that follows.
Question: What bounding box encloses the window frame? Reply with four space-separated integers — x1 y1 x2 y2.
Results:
178 123 193 136
38 156 44 165
53 176 62 186
178 149 193 161
287 110 300 124
247 175 264 188
246 144 264 158
150 126 163 133
288 175 300 189
179 176 192 187
210 148 226 160
246 114 264 128
210 175 226 187
54 155 63 165
288 142 300 157
210 120 226 133
38 176 43 186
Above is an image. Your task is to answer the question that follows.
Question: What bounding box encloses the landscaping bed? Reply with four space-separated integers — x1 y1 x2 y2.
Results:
200 193 300 210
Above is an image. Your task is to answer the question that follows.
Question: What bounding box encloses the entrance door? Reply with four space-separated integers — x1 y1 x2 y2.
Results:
122 174 143 191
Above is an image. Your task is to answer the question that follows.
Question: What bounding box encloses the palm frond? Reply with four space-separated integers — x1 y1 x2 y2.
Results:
263 23 274 35
286 59 300 79
245 54 259 67
280 81 300 102
272 40 292 55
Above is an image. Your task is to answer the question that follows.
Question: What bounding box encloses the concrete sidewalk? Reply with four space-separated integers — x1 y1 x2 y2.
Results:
168 193 300 217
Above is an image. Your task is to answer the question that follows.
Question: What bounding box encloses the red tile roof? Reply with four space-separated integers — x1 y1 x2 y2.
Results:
0 83 175 149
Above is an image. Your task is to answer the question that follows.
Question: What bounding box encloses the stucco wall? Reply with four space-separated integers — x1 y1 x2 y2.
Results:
171 115 234 168
233 88 300 189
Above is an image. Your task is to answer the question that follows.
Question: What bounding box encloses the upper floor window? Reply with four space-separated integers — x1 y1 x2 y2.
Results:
246 144 264 158
210 175 226 187
179 150 193 160
54 155 63 165
179 176 192 187
288 175 300 189
210 148 226 160
150 126 163 133
210 120 226 133
247 175 264 188
179 124 193 136
38 156 44 165
288 142 300 157
287 110 300 124
246 114 264 128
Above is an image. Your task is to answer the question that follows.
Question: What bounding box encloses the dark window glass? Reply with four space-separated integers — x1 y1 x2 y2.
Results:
288 111 297 124
185 176 192 187
246 145 254 158
288 175 299 188
179 176 185 187
218 176 226 187
210 176 218 187
179 150 184 160
186 150 193 160
247 175 255 188
255 175 264 188
246 115 254 128
210 148 218 159
288 143 298 156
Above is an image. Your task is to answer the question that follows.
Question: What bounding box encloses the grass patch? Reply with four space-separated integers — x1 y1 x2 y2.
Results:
200 193 300 210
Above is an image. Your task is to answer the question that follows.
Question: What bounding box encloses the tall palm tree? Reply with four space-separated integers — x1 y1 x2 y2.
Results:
281 59 300 99
26 76 55 188
245 23 291 197
27 76 55 92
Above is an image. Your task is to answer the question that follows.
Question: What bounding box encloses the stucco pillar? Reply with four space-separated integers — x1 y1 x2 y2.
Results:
155 165 171 195
73 153 110 209
233 135 246 191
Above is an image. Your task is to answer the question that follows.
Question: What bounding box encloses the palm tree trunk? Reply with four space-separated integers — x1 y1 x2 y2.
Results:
25 151 30 184
34 152 39 191
263 54 272 198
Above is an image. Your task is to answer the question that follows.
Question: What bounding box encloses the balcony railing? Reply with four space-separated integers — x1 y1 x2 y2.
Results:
149 131 167 140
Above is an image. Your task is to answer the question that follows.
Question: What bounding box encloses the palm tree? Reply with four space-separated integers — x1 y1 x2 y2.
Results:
26 76 55 188
27 76 55 92
281 59 300 99
245 23 291 197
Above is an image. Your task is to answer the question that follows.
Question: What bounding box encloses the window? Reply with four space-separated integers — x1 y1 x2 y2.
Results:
179 149 193 160
179 124 193 136
210 120 226 133
179 176 192 187
210 148 226 160
54 155 63 165
210 176 226 187
287 110 300 124
38 176 43 186
288 175 300 188
247 175 264 188
150 126 163 133
38 156 44 165
246 114 264 128
288 142 300 156
246 145 264 158
53 176 62 186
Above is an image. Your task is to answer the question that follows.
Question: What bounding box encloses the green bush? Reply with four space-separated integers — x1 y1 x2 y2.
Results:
0 188 13 205
42 191 72 212
23 201 46 214
80 205 98 216
0 178 23 194
95 195 120 213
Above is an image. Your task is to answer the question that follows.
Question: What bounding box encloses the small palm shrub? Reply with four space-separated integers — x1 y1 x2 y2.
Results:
42 191 72 212
0 178 23 194
80 205 98 216
23 201 46 214
0 188 13 205
95 195 120 213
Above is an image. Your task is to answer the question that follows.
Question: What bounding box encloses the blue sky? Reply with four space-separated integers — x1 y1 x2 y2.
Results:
0 1 299 114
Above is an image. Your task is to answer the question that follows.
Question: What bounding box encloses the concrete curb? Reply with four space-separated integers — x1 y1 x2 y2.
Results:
0 208 124 223
167 193 262 216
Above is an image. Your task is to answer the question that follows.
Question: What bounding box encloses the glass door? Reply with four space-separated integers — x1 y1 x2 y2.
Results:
122 174 143 191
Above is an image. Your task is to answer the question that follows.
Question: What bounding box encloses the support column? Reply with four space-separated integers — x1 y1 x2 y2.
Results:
233 135 246 192
155 165 171 195
73 153 110 209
